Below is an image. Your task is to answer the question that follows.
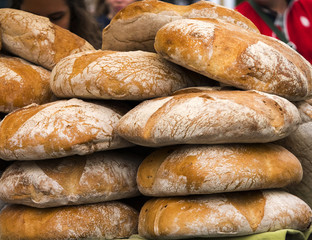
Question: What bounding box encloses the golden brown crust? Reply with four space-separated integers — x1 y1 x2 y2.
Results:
137 144 302 196
0 54 56 113
0 9 94 70
0 150 142 207
50 50 211 100
117 89 301 147
0 202 138 239
102 0 259 52
0 99 133 160
154 18 312 101
138 190 312 239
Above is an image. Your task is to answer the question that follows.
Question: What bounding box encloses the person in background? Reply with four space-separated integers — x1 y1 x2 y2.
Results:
235 0 312 65
95 0 136 29
10 0 102 49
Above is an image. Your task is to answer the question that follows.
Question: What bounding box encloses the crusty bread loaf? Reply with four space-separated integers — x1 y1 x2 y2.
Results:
0 9 94 70
0 150 142 208
154 18 312 101
102 0 259 52
0 54 56 113
277 100 312 207
139 190 312 239
50 50 214 100
0 98 133 160
0 202 138 240
116 89 301 147
137 144 302 196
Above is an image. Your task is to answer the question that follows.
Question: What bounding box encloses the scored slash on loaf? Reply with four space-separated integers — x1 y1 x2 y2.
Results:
116 89 301 147
138 190 312 239
0 98 133 160
137 144 302 196
154 18 312 101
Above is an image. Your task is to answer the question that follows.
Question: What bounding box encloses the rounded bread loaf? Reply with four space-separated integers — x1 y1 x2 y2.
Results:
0 98 133 160
0 201 138 240
277 99 312 207
0 9 94 70
102 0 259 52
154 18 312 101
0 150 142 208
139 190 312 239
116 89 301 147
137 144 302 196
0 54 55 113
50 50 212 100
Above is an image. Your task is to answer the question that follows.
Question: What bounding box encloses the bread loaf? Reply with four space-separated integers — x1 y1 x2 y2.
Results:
139 190 312 239
116 89 301 147
0 54 55 113
154 18 312 101
137 144 302 196
277 100 312 207
0 150 142 208
50 50 214 100
0 98 133 160
102 0 259 52
0 9 94 70
0 202 138 240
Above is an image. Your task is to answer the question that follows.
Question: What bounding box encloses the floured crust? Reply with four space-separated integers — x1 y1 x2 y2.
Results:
102 0 259 52
0 9 94 70
137 144 302 196
138 190 312 239
0 54 56 113
277 100 312 207
0 202 138 239
0 150 142 207
154 18 312 101
0 98 133 160
116 89 301 147
50 50 211 100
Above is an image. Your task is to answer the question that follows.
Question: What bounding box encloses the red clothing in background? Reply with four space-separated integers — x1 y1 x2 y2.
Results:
236 0 312 64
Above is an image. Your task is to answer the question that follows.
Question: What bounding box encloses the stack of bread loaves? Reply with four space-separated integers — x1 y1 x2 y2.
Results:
0 9 144 240
0 1 312 239
103 0 312 239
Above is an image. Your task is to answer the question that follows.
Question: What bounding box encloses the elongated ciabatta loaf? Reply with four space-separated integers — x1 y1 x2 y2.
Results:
102 0 259 52
0 98 133 160
116 89 300 147
0 202 138 240
139 190 312 239
277 99 312 207
0 150 142 208
0 54 55 113
50 50 213 100
154 18 312 101
137 144 302 196
0 9 94 70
